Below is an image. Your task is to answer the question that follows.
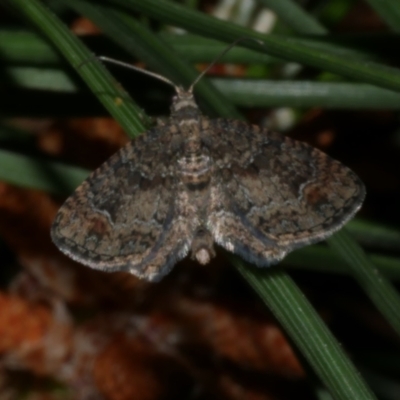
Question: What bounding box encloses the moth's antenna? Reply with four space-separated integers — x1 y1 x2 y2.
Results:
77 55 182 93
79 38 263 94
96 56 181 93
188 37 264 92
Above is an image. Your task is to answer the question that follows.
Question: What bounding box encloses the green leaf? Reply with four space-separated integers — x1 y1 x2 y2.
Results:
328 229 400 336
0 149 88 195
4 29 400 66
363 0 400 32
233 260 377 400
112 0 400 92
212 79 400 109
257 0 328 34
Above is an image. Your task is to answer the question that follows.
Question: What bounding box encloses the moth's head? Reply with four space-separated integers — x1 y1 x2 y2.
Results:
170 87 201 120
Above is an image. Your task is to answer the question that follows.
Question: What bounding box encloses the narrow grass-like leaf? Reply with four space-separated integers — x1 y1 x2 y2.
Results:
164 32 400 63
4 67 78 92
328 230 400 336
0 149 88 195
257 0 328 34
5 29 400 66
0 29 62 65
347 219 400 251
112 0 400 92
284 246 400 281
363 0 400 32
212 79 400 109
232 259 377 400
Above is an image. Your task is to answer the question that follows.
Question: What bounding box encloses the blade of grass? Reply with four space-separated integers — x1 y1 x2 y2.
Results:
112 0 400 92
257 0 328 34
0 29 62 65
284 246 400 281
0 149 88 195
5 29 400 66
346 219 400 251
363 0 400 33
164 32 400 64
328 229 400 336
231 259 377 400
4 66 78 92
212 79 400 109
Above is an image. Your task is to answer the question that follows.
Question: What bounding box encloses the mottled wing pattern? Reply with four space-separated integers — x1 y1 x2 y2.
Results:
205 119 365 266
51 126 191 282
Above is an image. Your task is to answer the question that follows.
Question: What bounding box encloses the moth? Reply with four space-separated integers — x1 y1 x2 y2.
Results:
51 44 365 282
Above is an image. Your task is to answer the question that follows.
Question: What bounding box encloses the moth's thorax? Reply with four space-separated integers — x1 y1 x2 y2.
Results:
177 147 212 188
171 89 213 189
